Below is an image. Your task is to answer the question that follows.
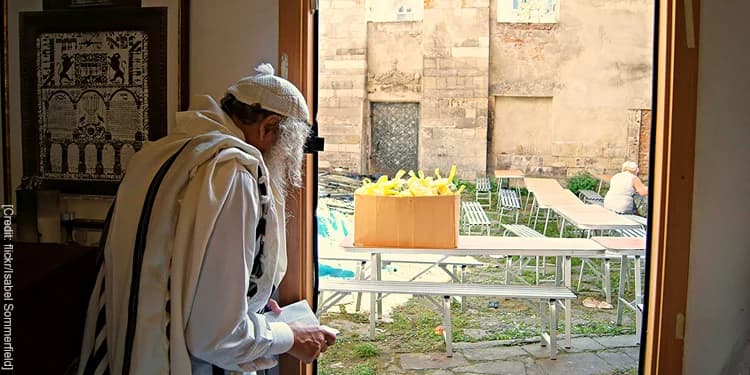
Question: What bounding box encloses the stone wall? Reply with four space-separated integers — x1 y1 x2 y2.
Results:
489 0 654 177
319 0 653 178
420 0 490 178
318 0 368 171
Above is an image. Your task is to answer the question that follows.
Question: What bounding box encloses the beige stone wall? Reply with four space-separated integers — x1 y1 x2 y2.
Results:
318 0 368 171
420 0 490 178
320 0 653 178
489 0 654 177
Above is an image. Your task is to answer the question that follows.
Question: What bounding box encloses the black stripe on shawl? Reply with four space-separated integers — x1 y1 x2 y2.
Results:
122 140 192 375
94 199 117 269
81 200 116 374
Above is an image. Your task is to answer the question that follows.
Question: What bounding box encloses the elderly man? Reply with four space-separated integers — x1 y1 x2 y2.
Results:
77 64 336 374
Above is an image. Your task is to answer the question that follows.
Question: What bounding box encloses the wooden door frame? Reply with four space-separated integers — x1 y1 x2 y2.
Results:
278 0 701 373
278 0 315 374
643 0 699 373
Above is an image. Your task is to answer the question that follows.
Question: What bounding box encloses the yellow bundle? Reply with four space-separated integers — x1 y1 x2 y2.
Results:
355 165 466 197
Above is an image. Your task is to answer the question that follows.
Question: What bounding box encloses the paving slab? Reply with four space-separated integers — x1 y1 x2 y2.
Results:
536 352 615 375
593 335 639 349
597 349 638 370
453 339 519 350
521 342 554 359
562 336 606 352
423 370 454 375
453 360 527 375
621 346 642 361
525 363 545 375
462 346 528 361
400 353 469 370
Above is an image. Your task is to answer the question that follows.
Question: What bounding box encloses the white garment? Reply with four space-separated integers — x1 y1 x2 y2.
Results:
604 171 637 214
77 95 291 375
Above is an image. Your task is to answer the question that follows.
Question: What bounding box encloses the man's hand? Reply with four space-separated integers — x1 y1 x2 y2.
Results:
266 299 282 314
287 323 337 363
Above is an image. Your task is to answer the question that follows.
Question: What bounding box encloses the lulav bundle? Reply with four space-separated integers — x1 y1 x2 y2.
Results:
355 165 466 197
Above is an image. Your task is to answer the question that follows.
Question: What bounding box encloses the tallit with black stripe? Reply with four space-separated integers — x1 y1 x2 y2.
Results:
77 96 287 374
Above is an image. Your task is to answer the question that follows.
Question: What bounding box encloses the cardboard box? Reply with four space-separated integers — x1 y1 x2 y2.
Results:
354 194 459 249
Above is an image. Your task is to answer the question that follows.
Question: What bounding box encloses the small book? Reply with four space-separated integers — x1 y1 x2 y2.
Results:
264 300 319 326
263 300 340 336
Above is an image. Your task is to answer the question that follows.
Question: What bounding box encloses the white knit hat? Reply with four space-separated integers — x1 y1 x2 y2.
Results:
226 63 310 121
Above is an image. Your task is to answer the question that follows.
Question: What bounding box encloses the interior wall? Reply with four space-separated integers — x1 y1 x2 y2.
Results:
189 0 279 100
684 0 750 373
6 0 278 242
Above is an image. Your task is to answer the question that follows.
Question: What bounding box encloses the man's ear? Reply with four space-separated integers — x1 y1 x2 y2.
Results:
258 114 282 141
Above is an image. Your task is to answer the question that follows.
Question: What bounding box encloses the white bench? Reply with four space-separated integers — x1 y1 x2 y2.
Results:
497 189 522 224
576 226 648 303
461 201 492 235
499 224 546 285
475 177 492 207
617 228 647 237
318 279 576 359
622 214 648 227
317 253 484 313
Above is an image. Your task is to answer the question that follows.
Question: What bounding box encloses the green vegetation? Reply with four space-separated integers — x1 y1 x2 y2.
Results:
352 343 381 358
566 172 600 196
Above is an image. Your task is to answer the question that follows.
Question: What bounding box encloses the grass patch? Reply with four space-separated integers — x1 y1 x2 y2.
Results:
572 320 636 336
353 343 380 358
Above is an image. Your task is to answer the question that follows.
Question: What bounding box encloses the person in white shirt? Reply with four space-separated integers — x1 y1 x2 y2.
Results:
603 161 649 214
77 64 336 375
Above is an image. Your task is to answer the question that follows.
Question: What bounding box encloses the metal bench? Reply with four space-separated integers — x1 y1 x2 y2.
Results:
576 228 647 303
475 177 492 207
317 253 484 313
623 214 648 227
461 201 492 235
499 224 545 285
617 228 647 237
578 189 604 205
497 189 522 224
318 279 576 359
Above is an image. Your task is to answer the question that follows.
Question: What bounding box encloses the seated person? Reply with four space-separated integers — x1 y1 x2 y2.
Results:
603 161 648 214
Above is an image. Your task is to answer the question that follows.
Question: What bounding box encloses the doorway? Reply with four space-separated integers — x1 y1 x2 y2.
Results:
369 102 419 175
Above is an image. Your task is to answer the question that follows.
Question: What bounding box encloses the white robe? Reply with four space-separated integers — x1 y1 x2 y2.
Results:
77 96 292 374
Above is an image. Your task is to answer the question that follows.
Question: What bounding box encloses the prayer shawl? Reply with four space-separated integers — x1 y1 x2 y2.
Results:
77 96 287 374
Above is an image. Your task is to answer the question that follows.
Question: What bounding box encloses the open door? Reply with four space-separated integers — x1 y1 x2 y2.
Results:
278 1 317 374
278 0 703 374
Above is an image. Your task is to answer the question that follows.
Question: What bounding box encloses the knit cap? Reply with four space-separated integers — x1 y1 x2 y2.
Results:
226 63 309 121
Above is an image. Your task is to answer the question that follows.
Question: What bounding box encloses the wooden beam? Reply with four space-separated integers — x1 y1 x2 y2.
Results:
278 0 315 374
644 0 700 373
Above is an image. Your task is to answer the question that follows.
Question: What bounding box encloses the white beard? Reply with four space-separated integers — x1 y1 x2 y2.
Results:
262 117 310 198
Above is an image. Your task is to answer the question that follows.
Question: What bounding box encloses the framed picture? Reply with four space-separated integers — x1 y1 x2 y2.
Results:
19 7 167 194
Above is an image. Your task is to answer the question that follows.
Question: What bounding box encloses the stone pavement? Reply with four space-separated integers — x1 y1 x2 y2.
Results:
392 335 640 374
